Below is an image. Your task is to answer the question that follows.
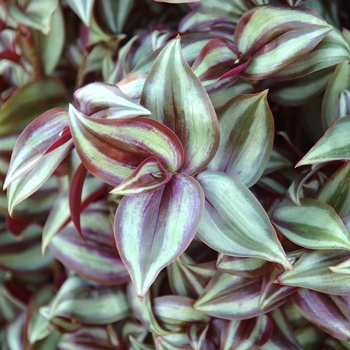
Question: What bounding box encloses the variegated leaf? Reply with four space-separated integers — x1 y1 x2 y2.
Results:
292 289 350 341
69 106 184 186
277 250 350 295
207 91 274 187
140 37 220 175
4 108 69 189
329 258 350 276
196 171 291 269
186 323 209 350
73 82 151 118
297 116 350 166
235 5 333 80
194 271 285 320
220 315 273 350
66 0 94 26
272 199 350 250
114 174 204 299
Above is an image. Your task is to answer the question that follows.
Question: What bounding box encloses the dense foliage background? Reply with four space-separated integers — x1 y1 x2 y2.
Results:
1 0 350 349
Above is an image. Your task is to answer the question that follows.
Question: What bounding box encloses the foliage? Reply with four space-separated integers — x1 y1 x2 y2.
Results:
1 0 350 348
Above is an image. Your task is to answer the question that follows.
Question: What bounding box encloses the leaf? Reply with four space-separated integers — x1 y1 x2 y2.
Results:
48 275 130 325
272 199 350 250
235 5 333 80
114 174 204 299
277 249 350 295
292 289 350 341
207 91 274 187
7 0 58 34
4 108 69 189
66 0 95 26
140 36 220 175
297 116 350 166
194 271 285 320
186 323 209 350
217 254 271 278
322 61 350 129
7 141 73 215
0 78 69 136
196 171 292 269
73 82 151 118
69 106 184 186
154 0 200 3
317 163 350 218
220 315 273 350
49 212 129 286
110 157 172 196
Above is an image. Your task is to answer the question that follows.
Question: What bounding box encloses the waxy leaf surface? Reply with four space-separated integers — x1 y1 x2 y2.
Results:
141 37 220 175
292 289 350 341
277 250 350 295
234 5 332 79
207 91 274 187
197 171 291 269
272 199 350 250
4 108 69 189
297 116 350 166
194 271 285 320
73 82 151 118
69 106 184 186
114 174 204 298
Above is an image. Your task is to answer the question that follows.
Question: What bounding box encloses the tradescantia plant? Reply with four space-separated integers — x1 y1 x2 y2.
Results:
2 0 350 348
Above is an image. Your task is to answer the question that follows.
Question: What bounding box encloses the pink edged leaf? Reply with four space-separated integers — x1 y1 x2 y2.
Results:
73 82 151 118
4 108 69 189
297 117 350 166
234 5 333 80
207 91 274 187
68 163 87 239
194 271 286 320
292 289 350 341
186 323 209 350
49 216 129 286
7 140 74 215
277 249 350 295
69 105 184 186
217 254 271 278
140 36 220 175
196 171 292 269
272 199 350 250
329 258 350 275
48 275 130 325
220 315 273 350
218 54 251 80
114 173 204 299
110 157 172 196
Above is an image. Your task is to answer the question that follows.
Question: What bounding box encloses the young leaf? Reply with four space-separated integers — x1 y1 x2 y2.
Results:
207 91 274 187
277 250 350 295
4 108 69 189
292 289 350 341
140 36 220 175
234 5 333 79
297 116 350 166
69 106 184 186
196 171 292 269
114 174 204 299
272 199 350 250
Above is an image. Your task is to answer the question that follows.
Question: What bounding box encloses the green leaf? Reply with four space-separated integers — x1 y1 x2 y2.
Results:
322 61 350 129
66 0 95 26
69 106 184 186
187 323 209 350
155 0 199 3
292 289 350 341
272 199 350 250
48 275 130 324
207 91 274 187
194 271 285 320
140 37 220 175
317 163 350 218
7 0 58 34
114 174 204 299
297 116 350 166
196 171 291 269
235 5 332 80
277 250 350 295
